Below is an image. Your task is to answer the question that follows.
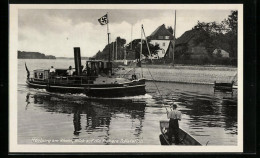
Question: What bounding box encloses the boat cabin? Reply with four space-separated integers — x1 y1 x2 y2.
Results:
85 60 112 76
33 69 49 80
32 60 112 81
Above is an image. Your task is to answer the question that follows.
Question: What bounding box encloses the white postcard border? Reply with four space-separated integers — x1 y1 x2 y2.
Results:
9 4 243 153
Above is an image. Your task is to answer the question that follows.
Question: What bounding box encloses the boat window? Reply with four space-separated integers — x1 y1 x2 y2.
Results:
39 73 43 79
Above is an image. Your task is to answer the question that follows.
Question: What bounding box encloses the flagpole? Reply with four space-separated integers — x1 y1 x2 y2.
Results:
107 12 111 62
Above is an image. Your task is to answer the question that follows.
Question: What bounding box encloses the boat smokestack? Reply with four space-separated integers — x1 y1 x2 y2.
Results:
74 47 82 76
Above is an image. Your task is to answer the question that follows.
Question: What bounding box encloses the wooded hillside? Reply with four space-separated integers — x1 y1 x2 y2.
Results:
18 51 56 59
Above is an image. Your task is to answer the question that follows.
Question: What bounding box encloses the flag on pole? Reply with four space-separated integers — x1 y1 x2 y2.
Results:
98 14 108 25
25 63 30 78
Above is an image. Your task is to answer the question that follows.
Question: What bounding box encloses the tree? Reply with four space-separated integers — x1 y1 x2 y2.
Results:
223 10 238 35
94 37 127 60
223 10 238 58
126 39 160 59
192 10 238 58
113 37 126 60
193 21 224 34
167 26 174 34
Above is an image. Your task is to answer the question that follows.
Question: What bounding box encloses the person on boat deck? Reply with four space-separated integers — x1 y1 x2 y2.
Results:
49 66 56 76
67 66 74 76
82 62 88 73
167 104 182 145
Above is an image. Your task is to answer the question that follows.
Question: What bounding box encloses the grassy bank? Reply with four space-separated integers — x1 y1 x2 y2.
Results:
116 64 237 85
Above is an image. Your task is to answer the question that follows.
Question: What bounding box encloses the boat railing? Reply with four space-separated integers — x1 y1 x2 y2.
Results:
30 75 98 85
29 73 143 85
51 75 98 85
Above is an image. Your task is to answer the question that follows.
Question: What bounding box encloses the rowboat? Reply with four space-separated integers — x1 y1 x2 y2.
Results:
213 81 234 92
222 97 237 105
159 120 201 145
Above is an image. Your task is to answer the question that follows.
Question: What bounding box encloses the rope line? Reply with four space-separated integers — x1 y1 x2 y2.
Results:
144 63 168 112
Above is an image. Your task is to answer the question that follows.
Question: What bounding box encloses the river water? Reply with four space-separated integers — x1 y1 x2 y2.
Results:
17 59 237 145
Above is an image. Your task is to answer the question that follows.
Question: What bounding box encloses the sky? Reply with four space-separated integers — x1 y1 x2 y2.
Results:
18 9 232 57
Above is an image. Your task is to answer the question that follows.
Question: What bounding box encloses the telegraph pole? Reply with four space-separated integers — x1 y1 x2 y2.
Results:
115 38 117 60
172 10 176 66
131 24 133 50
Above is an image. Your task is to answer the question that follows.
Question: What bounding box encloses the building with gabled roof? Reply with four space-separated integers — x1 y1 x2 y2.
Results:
148 24 175 59
164 28 213 59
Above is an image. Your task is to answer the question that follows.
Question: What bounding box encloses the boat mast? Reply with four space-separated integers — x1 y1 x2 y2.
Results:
141 25 152 63
140 25 143 64
172 10 176 66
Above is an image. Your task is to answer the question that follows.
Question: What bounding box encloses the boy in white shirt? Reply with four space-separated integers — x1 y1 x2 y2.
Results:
167 104 182 145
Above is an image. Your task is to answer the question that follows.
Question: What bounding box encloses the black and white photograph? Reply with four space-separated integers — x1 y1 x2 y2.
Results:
9 4 243 153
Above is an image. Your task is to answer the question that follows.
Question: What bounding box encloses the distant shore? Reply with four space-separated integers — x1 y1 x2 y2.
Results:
18 51 56 59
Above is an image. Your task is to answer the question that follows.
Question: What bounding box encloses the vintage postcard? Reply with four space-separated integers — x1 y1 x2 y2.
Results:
9 4 243 153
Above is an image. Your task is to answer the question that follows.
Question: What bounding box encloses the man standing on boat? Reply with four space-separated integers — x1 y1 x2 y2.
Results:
67 66 74 76
167 104 182 145
49 66 56 77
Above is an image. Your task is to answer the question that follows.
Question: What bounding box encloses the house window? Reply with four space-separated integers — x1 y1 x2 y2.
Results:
165 36 169 39
158 36 164 39
162 42 165 46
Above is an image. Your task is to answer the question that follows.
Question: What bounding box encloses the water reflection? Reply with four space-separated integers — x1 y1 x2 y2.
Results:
174 91 237 135
147 81 237 136
25 93 146 138
21 82 237 145
25 93 30 110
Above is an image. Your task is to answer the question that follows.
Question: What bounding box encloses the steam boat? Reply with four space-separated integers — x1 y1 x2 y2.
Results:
25 47 146 97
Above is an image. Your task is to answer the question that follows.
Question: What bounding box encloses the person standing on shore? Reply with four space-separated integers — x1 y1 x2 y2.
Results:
167 104 182 145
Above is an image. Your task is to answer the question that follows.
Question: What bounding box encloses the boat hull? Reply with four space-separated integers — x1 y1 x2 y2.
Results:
26 79 146 97
214 82 234 92
159 120 201 145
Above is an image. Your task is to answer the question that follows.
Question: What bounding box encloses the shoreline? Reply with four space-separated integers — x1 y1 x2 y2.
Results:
116 65 237 85
145 79 215 85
